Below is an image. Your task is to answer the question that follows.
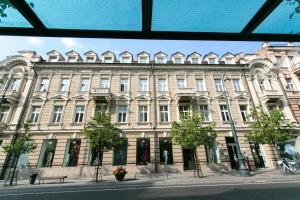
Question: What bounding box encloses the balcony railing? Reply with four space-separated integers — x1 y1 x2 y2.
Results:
176 88 195 94
91 88 111 101
3 89 20 104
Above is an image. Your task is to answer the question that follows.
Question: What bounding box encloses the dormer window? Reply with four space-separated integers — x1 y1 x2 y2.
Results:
140 57 147 64
104 57 113 63
174 58 181 64
225 58 233 64
157 57 164 64
122 57 130 63
69 56 77 62
49 56 57 62
191 58 198 64
209 58 216 64
86 57 95 63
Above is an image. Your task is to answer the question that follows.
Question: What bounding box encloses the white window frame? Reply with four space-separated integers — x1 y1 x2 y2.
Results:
139 56 148 64
196 79 204 91
199 105 210 122
208 58 216 64
158 79 167 92
225 58 233 64
239 105 249 122
9 78 21 91
288 56 294 66
52 106 64 123
179 105 189 119
232 79 241 92
220 105 230 122
120 79 129 92
104 57 113 63
139 79 148 91
31 106 41 124
80 78 90 92
60 78 70 92
139 105 148 123
159 105 169 122
286 78 294 91
191 58 198 64
174 58 181 64
0 106 10 123
122 56 131 63
157 57 164 64
100 78 110 89
39 78 49 92
86 56 95 63
177 79 186 89
117 105 128 123
68 56 77 62
74 106 85 123
214 79 224 92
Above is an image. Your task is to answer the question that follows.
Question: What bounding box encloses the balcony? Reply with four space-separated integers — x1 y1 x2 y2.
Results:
292 62 300 74
260 90 283 100
0 89 20 104
91 88 112 102
176 88 196 101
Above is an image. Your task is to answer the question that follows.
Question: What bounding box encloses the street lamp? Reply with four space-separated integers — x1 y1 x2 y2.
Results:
223 78 250 177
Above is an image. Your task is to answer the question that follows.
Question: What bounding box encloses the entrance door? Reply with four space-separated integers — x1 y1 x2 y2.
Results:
250 143 265 168
226 137 238 170
182 148 194 170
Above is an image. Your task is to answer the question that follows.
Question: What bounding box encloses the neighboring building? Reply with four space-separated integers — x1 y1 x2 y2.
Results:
0 45 299 179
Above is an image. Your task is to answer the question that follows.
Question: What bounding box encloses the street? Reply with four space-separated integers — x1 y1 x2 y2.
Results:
1 181 300 200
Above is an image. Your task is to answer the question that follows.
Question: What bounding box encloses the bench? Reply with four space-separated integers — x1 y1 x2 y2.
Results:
38 176 67 184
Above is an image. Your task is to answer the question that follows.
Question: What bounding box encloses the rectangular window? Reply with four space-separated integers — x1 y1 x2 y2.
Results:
160 105 169 122
136 138 150 165
214 79 224 92
225 58 233 64
288 56 294 66
199 105 209 121
139 79 148 91
9 78 20 91
60 78 70 92
17 142 32 168
39 78 49 92
191 58 198 64
139 106 148 123
49 56 57 62
276 56 282 66
52 106 63 123
174 58 181 64
69 57 76 62
179 105 189 119
95 104 108 114
104 57 112 63
239 105 249 122
233 79 241 92
37 139 57 167
286 78 294 90
208 58 216 64
117 105 127 123
157 57 164 64
159 138 173 164
113 138 128 165
177 79 186 88
63 139 81 167
140 57 147 64
122 57 130 63
220 105 230 121
88 148 98 166
80 78 89 92
31 106 41 123
86 57 94 62
196 79 204 91
100 78 109 88
0 106 10 123
120 79 128 92
158 79 166 91
258 79 265 91
74 106 85 123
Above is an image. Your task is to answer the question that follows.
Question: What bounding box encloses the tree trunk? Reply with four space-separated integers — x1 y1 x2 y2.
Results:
95 150 103 182
9 153 20 186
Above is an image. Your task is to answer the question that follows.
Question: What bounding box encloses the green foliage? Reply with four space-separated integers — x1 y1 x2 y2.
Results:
246 107 292 146
2 121 36 156
82 112 123 153
0 1 34 22
170 114 217 148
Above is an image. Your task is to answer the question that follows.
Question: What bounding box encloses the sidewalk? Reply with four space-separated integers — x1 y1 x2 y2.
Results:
1 168 299 190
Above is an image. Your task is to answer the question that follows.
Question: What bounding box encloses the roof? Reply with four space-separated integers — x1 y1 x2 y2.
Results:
1 1 298 41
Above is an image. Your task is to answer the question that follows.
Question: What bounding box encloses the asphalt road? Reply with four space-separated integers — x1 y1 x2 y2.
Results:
1 181 300 200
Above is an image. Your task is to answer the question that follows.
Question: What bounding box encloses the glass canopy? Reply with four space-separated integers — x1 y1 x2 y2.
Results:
0 0 298 41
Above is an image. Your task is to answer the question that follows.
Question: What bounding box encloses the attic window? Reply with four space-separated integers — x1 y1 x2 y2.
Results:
139 56 147 64
174 58 181 64
86 56 95 62
157 57 164 64
69 56 77 62
122 57 130 63
208 58 216 64
225 58 233 64
49 56 57 62
104 57 113 63
191 58 198 64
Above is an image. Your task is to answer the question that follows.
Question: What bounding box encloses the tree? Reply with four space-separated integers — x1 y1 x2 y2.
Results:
246 107 292 158
81 112 123 182
170 114 216 177
2 121 36 186
0 1 34 22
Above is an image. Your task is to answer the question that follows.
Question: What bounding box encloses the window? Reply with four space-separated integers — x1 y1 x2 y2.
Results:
258 79 265 91
225 58 233 64
0 106 9 123
74 106 85 123
100 78 109 88
120 79 128 92
239 105 249 122
113 138 128 165
208 58 216 64
122 57 130 63
191 58 198 64
268 79 275 90
37 139 57 167
69 56 76 62
157 57 164 64
31 106 41 123
139 106 148 123
286 79 294 90
220 105 230 121
196 79 204 91
39 78 49 92
199 105 209 121
136 138 150 165
179 105 189 119
160 105 169 122
17 142 31 168
52 106 63 123
49 56 57 62
63 139 81 167
232 79 241 92
159 138 173 164
86 57 94 62
9 78 20 91
95 104 108 114
288 56 295 66
177 79 186 88
60 79 70 92
104 57 113 63
117 105 127 123
276 56 282 66
214 79 224 92
139 57 147 64
139 79 148 91
80 78 89 92
158 79 166 91
174 58 181 64
88 148 98 166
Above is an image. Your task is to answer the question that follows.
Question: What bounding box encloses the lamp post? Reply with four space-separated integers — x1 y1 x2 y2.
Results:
223 79 250 177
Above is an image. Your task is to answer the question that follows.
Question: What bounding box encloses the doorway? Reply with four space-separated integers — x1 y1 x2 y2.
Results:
182 148 195 170
250 143 265 168
226 137 238 170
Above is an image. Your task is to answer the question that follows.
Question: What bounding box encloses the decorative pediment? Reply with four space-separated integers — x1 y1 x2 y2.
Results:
50 94 69 101
71 94 89 101
135 95 151 101
31 94 47 101
156 95 170 101
115 95 131 101
195 95 211 102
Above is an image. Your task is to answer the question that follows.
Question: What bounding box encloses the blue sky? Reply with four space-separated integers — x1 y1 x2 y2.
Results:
0 36 267 60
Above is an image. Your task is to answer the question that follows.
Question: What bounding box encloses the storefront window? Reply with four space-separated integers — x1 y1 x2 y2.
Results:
159 137 173 164
37 139 57 168
63 139 81 167
136 138 150 165
205 139 220 164
279 139 300 162
113 138 128 166
17 141 32 168
89 148 98 166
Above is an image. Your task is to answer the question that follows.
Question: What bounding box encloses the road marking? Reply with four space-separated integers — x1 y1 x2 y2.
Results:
1 180 300 197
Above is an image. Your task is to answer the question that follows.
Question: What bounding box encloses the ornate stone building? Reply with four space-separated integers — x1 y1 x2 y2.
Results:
0 44 299 179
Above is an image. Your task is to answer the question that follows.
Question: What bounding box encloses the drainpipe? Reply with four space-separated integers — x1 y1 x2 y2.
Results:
151 63 158 173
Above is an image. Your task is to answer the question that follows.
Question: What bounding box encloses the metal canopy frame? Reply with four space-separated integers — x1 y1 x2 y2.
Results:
1 0 299 41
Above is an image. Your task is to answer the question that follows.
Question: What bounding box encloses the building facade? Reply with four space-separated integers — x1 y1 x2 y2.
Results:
0 43 300 179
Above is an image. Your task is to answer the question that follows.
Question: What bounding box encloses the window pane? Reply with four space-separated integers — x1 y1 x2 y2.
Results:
113 138 128 165
37 139 57 168
63 139 81 167
159 137 173 164
136 138 150 165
